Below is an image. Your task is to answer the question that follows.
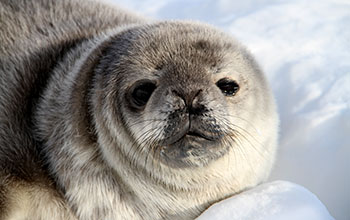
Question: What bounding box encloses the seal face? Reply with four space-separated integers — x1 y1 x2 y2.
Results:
123 57 229 168
129 75 230 168
92 22 277 171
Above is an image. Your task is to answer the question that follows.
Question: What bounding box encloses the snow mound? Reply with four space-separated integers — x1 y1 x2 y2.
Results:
196 181 334 220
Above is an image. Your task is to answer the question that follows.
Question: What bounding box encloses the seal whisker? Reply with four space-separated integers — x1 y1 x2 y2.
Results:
221 121 269 161
128 121 164 168
216 115 265 149
126 118 166 129
219 113 263 136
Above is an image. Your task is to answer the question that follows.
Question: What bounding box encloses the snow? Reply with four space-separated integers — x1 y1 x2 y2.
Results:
106 0 349 219
196 181 334 220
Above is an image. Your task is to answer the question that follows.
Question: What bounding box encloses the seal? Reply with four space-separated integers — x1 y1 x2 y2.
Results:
0 0 279 219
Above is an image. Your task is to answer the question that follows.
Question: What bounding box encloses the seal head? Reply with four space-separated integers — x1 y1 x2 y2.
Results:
91 21 277 170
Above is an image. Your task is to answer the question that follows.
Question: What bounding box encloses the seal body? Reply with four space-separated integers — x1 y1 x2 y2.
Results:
0 0 278 219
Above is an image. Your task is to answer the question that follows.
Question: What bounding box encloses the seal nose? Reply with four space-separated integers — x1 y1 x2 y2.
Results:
172 89 206 115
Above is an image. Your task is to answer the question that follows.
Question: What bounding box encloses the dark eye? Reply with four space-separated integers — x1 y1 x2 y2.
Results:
216 78 240 96
129 80 156 109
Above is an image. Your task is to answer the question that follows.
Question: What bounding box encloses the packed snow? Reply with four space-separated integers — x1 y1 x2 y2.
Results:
196 181 334 220
106 0 349 219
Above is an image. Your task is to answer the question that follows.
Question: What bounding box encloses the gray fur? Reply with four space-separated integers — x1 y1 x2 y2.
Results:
0 0 278 219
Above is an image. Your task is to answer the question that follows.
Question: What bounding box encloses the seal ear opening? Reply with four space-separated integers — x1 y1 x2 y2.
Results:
127 79 157 110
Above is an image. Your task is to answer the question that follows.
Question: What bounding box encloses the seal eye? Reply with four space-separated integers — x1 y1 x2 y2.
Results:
216 78 240 96
130 80 156 108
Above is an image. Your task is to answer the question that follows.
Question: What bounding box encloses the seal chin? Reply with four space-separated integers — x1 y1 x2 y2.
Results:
159 133 227 168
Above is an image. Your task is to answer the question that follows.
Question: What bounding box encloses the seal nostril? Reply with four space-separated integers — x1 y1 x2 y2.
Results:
195 89 202 98
188 104 206 116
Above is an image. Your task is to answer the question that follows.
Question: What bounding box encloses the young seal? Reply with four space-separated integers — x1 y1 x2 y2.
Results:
0 0 279 219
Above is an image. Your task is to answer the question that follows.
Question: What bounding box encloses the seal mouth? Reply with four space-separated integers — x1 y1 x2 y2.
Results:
186 131 214 141
182 130 217 144
158 127 226 168
165 129 218 146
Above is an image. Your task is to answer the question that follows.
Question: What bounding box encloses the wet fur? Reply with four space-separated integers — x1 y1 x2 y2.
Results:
0 0 278 219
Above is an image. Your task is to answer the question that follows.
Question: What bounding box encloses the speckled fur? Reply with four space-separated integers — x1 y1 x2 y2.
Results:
0 0 279 219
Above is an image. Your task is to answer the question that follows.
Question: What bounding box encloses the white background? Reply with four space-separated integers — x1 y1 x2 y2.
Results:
105 0 350 219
